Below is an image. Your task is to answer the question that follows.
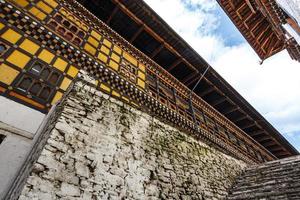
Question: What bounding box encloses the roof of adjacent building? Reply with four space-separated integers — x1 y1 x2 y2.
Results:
228 155 300 199
217 0 300 62
77 0 299 158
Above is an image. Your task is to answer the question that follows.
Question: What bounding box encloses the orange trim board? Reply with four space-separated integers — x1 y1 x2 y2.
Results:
9 91 45 109
0 86 6 93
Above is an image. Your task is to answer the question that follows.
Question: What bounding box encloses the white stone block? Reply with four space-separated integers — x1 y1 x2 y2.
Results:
60 182 81 197
75 162 90 178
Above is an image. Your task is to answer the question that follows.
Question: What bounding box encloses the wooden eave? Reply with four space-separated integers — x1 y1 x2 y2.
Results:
77 0 299 158
218 0 300 62
217 0 287 61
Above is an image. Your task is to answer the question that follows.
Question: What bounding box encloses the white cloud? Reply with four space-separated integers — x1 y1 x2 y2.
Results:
145 0 223 60
212 44 300 135
144 0 300 149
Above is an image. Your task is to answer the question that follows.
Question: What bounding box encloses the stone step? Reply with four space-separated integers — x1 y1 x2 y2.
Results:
227 155 300 199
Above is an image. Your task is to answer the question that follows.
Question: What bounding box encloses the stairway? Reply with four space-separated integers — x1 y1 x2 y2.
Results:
227 155 300 200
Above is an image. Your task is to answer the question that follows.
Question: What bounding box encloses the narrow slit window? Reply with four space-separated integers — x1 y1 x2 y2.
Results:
0 43 7 55
18 77 33 92
0 134 6 144
65 32 74 41
57 27 66 35
62 20 71 28
39 86 51 100
41 68 50 80
29 82 42 95
54 14 63 22
48 72 60 85
48 21 58 29
30 62 43 75
70 26 78 33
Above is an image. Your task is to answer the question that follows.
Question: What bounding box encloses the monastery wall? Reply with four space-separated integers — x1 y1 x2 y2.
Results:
18 78 247 200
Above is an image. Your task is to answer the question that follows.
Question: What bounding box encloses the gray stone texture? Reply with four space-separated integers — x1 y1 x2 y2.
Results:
19 82 246 199
228 155 300 200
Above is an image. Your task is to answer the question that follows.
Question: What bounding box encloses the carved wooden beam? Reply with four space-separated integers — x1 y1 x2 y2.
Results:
113 0 200 72
246 0 256 13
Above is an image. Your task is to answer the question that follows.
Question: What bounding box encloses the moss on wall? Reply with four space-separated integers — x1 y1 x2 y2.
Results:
19 81 247 200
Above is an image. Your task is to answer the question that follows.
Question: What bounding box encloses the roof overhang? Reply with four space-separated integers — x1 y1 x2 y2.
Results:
76 0 299 158
217 0 300 62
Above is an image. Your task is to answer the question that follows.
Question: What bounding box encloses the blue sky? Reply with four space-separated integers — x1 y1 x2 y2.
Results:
145 0 300 151
213 7 245 46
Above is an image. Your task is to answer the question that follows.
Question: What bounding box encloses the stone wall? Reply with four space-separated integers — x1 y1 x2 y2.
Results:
228 155 300 199
19 81 247 200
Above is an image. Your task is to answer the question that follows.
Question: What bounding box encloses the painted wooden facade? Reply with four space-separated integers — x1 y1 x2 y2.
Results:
0 0 298 164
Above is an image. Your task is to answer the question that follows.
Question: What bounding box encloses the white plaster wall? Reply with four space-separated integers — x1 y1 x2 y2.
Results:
0 123 34 199
0 96 45 134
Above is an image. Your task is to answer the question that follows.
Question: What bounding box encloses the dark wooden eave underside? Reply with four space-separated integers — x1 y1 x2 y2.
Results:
77 0 299 158
217 0 300 62
217 0 285 61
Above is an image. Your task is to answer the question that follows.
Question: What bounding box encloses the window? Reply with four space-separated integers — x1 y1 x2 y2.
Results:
29 61 62 84
30 62 43 75
256 151 263 162
228 131 238 143
239 140 248 151
217 125 227 139
194 108 205 125
0 43 8 56
247 146 256 157
176 97 188 110
0 134 6 144
120 60 137 84
18 77 32 92
15 61 63 103
47 13 84 46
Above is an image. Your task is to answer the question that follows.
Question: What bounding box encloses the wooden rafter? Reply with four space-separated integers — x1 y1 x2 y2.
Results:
223 106 239 115
274 151 290 157
150 44 164 58
216 0 291 61
269 145 284 152
249 129 265 137
232 115 249 123
261 140 277 147
240 122 256 130
255 135 271 142
199 86 216 97
167 59 182 71
182 72 199 84
210 96 227 107
130 25 144 43
106 6 119 24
